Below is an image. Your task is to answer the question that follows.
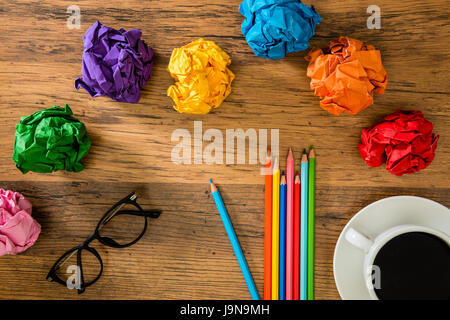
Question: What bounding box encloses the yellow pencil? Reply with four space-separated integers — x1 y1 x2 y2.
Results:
271 157 280 300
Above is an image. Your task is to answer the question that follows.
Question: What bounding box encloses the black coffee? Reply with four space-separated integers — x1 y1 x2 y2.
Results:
373 232 450 300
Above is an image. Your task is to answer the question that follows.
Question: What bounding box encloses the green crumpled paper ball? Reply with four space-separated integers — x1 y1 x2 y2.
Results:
12 104 91 173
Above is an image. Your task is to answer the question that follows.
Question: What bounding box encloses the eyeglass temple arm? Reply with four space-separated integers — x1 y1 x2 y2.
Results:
114 209 162 218
53 249 78 271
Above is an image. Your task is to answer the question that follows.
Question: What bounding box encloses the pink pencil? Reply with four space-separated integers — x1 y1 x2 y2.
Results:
286 148 294 299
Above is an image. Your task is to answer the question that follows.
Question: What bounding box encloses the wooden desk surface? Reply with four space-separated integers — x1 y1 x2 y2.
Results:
0 0 448 300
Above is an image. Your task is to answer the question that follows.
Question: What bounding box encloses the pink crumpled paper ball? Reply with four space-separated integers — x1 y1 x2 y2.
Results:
0 189 41 256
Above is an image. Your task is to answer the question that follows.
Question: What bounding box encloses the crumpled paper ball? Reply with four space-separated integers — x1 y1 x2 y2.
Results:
75 21 154 103
167 38 235 114
12 104 91 173
306 36 388 115
239 0 321 59
0 189 40 256
358 110 439 176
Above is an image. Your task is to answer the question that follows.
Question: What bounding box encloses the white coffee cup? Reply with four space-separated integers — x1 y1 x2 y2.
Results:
345 224 450 300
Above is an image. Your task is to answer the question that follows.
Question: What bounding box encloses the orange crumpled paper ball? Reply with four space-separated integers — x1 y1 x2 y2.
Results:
306 36 388 115
167 38 235 114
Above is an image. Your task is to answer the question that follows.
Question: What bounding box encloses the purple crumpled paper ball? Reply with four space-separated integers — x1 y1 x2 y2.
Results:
75 21 154 103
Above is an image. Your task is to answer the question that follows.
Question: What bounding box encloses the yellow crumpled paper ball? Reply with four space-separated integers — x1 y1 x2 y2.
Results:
167 38 235 114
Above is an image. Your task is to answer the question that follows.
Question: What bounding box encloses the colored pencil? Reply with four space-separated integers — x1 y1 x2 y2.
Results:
300 150 309 300
271 158 280 300
210 179 260 300
293 171 300 300
307 147 316 300
264 148 272 300
286 148 294 300
279 173 287 300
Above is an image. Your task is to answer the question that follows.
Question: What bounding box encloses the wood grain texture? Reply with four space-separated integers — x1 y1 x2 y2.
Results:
0 0 448 299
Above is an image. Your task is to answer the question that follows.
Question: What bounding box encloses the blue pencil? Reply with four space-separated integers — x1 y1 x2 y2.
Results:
210 179 260 300
300 151 309 300
279 173 287 300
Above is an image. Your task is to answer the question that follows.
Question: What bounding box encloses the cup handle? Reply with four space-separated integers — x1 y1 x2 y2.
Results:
345 227 373 253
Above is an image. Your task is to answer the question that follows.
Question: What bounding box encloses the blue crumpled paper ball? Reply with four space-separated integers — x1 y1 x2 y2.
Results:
239 0 322 59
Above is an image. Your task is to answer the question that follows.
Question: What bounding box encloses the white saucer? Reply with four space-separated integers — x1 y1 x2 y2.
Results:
333 196 450 300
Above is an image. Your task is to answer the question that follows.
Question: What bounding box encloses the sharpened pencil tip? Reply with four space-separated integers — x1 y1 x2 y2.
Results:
282 170 285 176
210 180 217 193
287 148 294 160
303 149 307 154
301 152 308 162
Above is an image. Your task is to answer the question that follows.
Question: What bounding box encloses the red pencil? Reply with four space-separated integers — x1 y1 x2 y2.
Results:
293 171 301 300
264 148 272 300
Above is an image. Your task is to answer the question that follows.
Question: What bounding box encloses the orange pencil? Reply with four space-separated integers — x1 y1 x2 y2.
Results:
264 148 272 300
293 171 300 299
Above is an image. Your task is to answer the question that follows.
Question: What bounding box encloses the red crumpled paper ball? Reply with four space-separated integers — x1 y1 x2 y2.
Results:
358 110 439 176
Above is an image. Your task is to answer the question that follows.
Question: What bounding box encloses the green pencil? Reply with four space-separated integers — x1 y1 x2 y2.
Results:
307 146 316 300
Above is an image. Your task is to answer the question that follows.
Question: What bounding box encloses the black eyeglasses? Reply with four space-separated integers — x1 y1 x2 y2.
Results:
46 192 161 294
